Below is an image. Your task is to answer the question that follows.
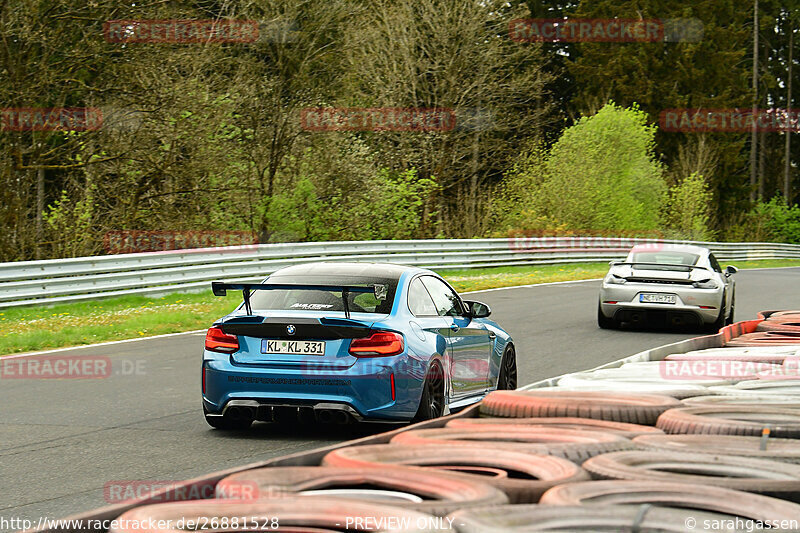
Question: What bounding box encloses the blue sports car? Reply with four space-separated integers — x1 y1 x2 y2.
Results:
202 262 516 429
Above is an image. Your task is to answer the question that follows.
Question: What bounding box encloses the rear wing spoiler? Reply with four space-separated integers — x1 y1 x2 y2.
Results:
211 281 388 319
610 262 711 273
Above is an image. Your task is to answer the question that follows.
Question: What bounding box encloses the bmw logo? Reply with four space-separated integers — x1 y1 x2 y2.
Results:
286 325 296 336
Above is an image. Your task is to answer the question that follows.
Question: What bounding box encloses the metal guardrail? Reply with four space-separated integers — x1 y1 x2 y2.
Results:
1 237 799 308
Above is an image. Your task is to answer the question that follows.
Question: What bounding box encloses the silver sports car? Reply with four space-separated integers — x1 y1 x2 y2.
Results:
598 244 737 331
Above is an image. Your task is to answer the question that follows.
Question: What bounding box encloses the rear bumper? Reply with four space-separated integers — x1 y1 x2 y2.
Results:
205 399 367 424
202 352 426 421
600 283 722 325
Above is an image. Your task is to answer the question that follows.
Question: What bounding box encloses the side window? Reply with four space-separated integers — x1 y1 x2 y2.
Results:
408 278 438 316
709 254 722 273
420 276 464 317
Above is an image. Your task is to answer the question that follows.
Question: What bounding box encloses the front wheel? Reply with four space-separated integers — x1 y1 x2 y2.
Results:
412 362 445 422
497 344 517 390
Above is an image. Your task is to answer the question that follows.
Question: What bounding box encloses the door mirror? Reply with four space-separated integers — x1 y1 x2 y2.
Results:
725 265 738 276
464 300 491 318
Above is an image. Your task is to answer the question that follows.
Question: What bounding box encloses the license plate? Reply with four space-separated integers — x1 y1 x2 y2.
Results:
261 339 326 355
639 293 677 304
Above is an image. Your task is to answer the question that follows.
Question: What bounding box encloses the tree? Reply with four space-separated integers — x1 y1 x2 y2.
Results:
564 0 752 228
342 0 553 236
492 103 666 234
661 172 714 240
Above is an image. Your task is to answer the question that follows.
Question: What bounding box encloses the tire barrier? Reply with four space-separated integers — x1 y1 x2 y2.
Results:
559 361 731 384
389 427 635 463
480 390 681 424
445 417 664 438
321 444 589 503
448 504 752 533
554 374 717 398
620 360 774 382
706 380 800 397
726 331 800 347
758 321 800 333
665 347 794 365
657 406 800 437
767 311 800 321
538 480 800 522
213 466 508 516
110 497 446 533
582 450 800 501
632 434 800 463
759 311 800 335
681 394 800 408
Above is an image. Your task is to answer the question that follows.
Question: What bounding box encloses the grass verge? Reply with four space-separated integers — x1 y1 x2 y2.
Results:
3 258 799 355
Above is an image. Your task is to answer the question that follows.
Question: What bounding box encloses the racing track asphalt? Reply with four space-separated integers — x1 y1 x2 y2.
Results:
1 267 799 527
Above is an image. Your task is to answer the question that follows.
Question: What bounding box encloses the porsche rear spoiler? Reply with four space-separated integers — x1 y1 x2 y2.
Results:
211 281 388 319
610 262 711 273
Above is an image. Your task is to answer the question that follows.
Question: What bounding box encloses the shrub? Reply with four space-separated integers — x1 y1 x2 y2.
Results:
661 172 714 241
490 103 666 235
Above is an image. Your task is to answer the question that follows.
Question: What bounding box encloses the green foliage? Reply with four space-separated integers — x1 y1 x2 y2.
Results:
363 169 439 240
542 103 666 231
565 0 753 222
661 172 715 240
261 167 438 242
487 144 549 233
491 103 666 234
2 1 799 259
43 187 96 257
731 198 800 244
263 176 321 242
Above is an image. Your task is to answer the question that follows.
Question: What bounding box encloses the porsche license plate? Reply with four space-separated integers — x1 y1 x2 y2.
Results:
639 293 677 304
261 339 325 355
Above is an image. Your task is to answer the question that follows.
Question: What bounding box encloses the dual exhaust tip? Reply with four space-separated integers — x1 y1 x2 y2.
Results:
625 313 685 326
315 409 352 424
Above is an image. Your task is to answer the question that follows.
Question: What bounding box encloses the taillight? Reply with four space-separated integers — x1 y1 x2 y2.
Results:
349 331 404 357
205 326 239 353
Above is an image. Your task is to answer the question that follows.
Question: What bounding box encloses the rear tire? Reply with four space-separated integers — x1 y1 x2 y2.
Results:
496 344 517 390
726 296 735 326
412 362 445 422
597 303 618 329
706 291 727 332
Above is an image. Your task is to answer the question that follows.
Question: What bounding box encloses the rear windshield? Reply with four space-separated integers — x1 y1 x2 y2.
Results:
248 275 398 314
630 251 700 267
